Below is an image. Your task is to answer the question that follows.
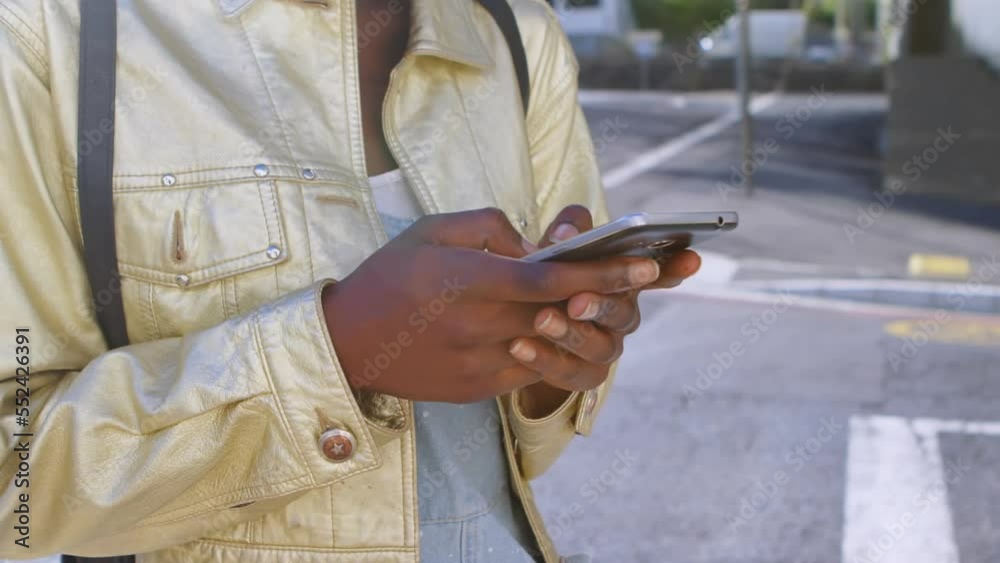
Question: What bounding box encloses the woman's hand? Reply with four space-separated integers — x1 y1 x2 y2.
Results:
322 208 662 404
512 206 701 413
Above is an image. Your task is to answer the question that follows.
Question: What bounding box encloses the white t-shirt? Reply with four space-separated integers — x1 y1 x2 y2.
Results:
368 168 423 221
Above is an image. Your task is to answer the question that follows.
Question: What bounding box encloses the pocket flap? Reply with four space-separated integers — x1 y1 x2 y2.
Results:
114 180 287 288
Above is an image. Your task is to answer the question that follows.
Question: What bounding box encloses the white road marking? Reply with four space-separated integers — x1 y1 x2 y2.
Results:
842 415 1000 563
578 90 691 107
683 250 740 287
734 277 1000 299
603 92 780 190
739 256 891 278
842 415 959 563
663 250 1000 319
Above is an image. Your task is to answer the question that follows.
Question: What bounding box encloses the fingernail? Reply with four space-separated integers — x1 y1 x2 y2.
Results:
537 312 568 338
550 223 579 243
688 254 702 275
510 340 536 362
573 299 601 321
522 238 539 254
628 260 660 286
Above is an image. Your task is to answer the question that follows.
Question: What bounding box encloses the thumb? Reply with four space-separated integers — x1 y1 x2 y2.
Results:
539 205 594 248
417 208 538 258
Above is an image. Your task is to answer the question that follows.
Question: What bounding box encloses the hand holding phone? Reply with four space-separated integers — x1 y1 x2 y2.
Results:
523 211 738 263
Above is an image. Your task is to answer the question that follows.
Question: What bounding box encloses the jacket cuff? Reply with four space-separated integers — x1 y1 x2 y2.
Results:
510 388 580 429
507 388 580 478
252 279 382 485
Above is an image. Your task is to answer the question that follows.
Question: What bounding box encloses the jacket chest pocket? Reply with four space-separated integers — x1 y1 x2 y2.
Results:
111 178 290 340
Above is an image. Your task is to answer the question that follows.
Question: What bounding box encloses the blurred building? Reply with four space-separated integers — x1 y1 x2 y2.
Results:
550 0 635 36
883 0 1000 206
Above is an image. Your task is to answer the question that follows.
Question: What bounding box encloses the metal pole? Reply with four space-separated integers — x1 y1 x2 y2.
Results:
736 0 754 196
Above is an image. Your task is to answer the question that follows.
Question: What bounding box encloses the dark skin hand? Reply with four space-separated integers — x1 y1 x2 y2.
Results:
323 209 669 403
515 206 701 417
323 208 700 404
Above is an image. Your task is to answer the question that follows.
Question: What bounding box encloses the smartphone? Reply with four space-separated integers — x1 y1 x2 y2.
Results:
523 212 738 263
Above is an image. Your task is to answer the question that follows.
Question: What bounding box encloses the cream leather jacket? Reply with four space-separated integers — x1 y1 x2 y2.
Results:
0 0 615 561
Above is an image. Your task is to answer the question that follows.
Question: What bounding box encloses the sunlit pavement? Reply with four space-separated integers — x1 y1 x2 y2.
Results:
534 91 1000 563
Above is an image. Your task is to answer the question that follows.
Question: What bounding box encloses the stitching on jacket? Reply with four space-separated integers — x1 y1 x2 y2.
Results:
399 421 406 546
232 277 242 316
308 282 385 472
328 478 336 546
256 181 274 242
407 403 418 545
531 81 580 213
298 185 317 284
0 4 48 79
526 71 575 149
250 319 315 484
136 472 313 528
220 277 231 319
237 17 299 169
339 4 360 177
452 73 502 211
146 281 162 339
120 249 271 279
511 389 580 426
191 540 419 553
218 276 229 323
104 165 356 181
253 291 385 488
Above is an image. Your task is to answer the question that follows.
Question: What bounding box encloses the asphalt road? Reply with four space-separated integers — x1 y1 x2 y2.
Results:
533 91 1000 563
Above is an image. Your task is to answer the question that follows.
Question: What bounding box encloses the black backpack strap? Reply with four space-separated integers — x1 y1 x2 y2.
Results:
66 1 132 559
476 0 530 113
75 0 130 352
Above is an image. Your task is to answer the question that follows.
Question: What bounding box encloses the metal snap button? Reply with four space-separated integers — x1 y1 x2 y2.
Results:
319 428 356 463
161 173 177 187
253 164 270 178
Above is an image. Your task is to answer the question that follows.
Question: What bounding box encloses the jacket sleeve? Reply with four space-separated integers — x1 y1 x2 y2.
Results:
0 17 380 558
506 3 618 480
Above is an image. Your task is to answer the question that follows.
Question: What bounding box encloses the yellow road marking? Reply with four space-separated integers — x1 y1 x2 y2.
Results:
908 254 971 280
885 319 1000 347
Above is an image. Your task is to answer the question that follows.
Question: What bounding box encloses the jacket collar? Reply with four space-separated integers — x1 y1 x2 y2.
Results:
217 0 494 69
